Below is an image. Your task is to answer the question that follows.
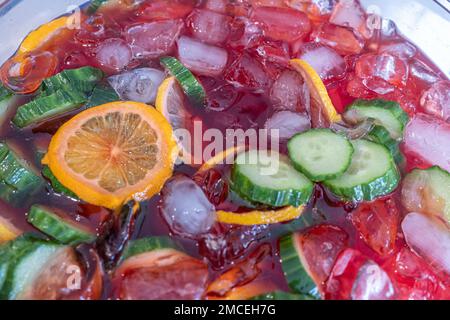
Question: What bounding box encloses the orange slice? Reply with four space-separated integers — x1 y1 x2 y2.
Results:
197 145 246 173
207 272 279 300
211 281 278 300
216 206 305 226
0 216 20 243
18 16 73 54
42 101 178 209
156 76 204 165
290 59 342 127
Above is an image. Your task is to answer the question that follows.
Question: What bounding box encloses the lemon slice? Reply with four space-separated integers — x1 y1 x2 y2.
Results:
216 206 305 226
42 101 178 209
0 216 20 243
290 59 342 127
156 76 202 165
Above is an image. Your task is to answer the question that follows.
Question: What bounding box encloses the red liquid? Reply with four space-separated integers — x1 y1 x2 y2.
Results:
0 0 449 300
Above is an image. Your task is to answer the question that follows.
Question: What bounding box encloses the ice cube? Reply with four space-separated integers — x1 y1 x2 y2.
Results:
346 74 376 99
298 43 346 81
379 41 417 60
387 247 447 300
350 198 399 256
299 224 349 286
108 68 165 104
286 0 338 17
202 77 239 111
402 212 450 275
255 40 290 66
205 0 227 13
94 38 132 72
228 17 264 49
250 6 311 43
160 175 216 238
136 0 193 21
270 70 306 112
410 59 440 85
177 36 228 77
404 113 450 172
351 260 396 300
355 53 408 87
311 23 364 55
125 20 183 58
329 0 367 36
186 9 231 45
224 53 272 92
264 111 311 141
326 248 395 300
420 81 450 122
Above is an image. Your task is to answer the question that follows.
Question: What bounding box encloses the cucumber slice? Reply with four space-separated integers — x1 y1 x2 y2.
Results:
41 66 104 96
232 150 314 207
42 165 78 199
0 241 65 299
0 182 18 205
0 142 44 197
0 86 15 128
27 205 96 245
0 235 35 290
0 85 11 101
344 99 409 140
120 236 178 262
279 233 320 298
160 56 206 107
13 67 104 128
402 166 450 224
367 125 403 164
0 233 53 298
251 291 317 300
87 0 109 14
84 82 120 108
324 140 400 202
12 89 87 128
288 129 354 182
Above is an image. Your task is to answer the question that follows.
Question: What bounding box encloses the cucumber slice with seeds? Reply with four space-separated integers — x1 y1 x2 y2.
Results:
279 233 320 298
27 205 96 245
367 125 403 164
344 99 409 140
0 239 66 300
0 234 56 299
0 235 37 290
288 129 354 182
324 139 400 202
160 56 206 107
232 150 314 207
12 89 87 128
